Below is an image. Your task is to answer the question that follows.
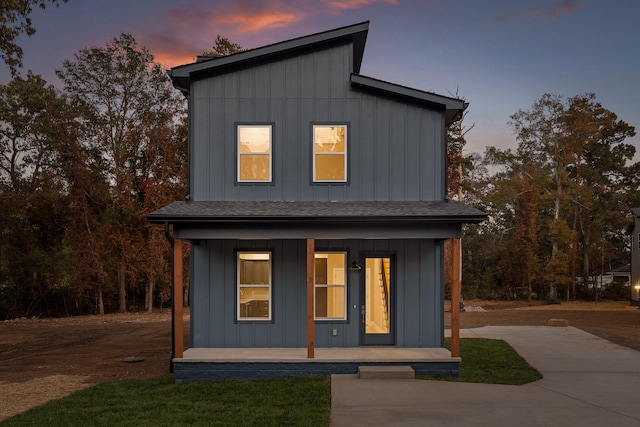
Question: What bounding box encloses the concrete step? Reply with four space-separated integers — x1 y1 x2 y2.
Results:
358 365 415 379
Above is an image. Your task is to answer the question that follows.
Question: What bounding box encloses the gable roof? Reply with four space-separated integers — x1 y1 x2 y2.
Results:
169 21 369 94
167 22 467 123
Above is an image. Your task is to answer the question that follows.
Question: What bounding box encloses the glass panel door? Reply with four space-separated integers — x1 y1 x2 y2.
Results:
361 257 394 345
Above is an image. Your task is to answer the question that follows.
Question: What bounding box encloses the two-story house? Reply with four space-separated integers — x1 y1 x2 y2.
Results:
149 22 486 382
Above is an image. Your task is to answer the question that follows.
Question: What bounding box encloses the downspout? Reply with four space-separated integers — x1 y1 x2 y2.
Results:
164 222 175 373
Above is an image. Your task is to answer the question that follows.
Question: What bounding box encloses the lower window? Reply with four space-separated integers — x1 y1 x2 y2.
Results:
237 252 271 321
314 252 346 320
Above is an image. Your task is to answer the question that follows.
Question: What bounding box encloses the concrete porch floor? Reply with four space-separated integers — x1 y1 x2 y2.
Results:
173 347 460 381
179 347 457 363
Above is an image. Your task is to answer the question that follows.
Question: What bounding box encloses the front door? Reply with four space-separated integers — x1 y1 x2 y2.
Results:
360 257 394 345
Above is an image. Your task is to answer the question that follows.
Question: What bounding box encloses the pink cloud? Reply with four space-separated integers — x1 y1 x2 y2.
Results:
165 1 304 35
137 0 400 69
220 10 299 32
322 0 399 13
492 0 583 25
138 1 307 68
141 33 202 68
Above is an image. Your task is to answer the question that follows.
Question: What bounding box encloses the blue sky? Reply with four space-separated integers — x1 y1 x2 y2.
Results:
3 0 639 157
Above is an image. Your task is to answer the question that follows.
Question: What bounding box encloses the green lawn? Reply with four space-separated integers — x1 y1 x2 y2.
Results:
418 337 543 384
2 338 540 426
1 376 331 427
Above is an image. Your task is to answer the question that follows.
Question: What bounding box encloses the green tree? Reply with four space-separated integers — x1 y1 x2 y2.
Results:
0 73 75 317
56 33 187 313
563 94 636 297
480 93 636 301
509 94 571 300
0 72 60 190
202 35 243 57
0 0 68 75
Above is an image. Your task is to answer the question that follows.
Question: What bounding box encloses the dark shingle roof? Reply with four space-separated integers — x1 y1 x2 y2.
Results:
148 200 487 224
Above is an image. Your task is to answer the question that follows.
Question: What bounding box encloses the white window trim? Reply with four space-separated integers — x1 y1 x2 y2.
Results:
237 124 273 183
314 252 347 320
312 124 347 183
237 251 272 321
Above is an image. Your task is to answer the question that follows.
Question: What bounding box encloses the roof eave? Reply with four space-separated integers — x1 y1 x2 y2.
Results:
168 21 370 94
350 74 467 125
148 214 487 225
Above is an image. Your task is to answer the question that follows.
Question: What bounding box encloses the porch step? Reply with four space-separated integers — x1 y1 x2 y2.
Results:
358 365 415 379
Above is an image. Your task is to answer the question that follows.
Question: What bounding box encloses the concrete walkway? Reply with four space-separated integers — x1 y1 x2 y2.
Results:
330 326 640 426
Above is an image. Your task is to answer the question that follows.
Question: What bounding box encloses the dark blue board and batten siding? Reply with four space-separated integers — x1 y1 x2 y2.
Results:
189 42 446 203
190 239 444 349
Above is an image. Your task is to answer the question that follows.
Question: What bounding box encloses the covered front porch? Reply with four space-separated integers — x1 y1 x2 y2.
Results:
148 200 487 380
174 347 460 382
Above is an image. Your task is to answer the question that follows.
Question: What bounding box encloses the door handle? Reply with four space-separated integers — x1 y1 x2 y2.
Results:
361 305 365 324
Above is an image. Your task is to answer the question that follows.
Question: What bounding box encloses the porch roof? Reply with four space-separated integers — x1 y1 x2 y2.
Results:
148 200 486 224
148 200 486 240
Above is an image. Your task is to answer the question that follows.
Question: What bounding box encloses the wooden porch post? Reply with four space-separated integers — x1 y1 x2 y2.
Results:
306 238 315 358
451 238 461 358
173 238 184 359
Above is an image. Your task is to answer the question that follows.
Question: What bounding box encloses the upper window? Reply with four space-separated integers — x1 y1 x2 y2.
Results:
237 252 272 321
237 125 272 182
314 252 347 320
313 125 347 182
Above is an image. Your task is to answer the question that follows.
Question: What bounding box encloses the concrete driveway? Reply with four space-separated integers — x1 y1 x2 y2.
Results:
330 326 640 426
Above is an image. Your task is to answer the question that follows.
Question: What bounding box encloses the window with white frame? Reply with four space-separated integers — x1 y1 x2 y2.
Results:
237 252 271 320
314 252 347 320
237 125 272 182
313 125 347 182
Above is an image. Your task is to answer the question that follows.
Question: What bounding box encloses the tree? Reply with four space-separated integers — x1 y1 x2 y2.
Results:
444 99 473 298
0 0 68 76
0 72 76 317
480 93 636 301
509 94 570 300
0 72 71 190
445 91 474 200
563 94 636 297
202 35 243 57
56 33 187 313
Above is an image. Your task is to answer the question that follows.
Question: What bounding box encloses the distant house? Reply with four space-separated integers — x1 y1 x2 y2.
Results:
602 264 631 286
588 264 630 293
629 208 640 305
149 22 486 381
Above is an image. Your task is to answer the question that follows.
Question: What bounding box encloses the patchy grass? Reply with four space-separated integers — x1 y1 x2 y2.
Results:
418 338 543 385
1 376 331 427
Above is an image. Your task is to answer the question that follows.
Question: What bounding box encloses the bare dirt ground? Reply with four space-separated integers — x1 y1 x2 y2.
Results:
0 309 189 421
1 301 640 421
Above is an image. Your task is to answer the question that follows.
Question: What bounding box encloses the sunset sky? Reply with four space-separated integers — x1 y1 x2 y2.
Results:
3 0 639 157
